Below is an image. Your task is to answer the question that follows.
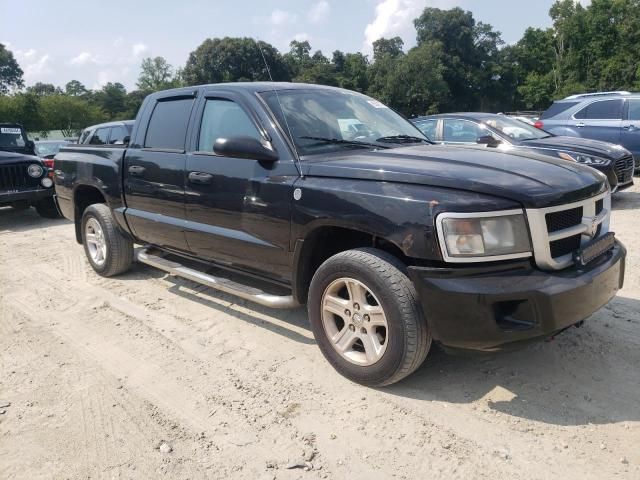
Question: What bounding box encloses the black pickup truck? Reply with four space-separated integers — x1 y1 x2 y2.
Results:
54 83 626 386
1 123 59 217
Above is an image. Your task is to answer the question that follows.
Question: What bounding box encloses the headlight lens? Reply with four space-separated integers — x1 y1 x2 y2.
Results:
558 152 610 166
438 212 531 259
28 164 44 178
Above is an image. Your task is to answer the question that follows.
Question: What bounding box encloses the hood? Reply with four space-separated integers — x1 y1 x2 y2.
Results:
301 144 607 208
0 150 42 165
521 135 630 160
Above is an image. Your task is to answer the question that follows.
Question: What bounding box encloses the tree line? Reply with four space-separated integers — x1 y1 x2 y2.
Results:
1 0 639 135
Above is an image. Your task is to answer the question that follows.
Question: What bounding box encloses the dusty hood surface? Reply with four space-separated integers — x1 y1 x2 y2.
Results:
301 144 607 208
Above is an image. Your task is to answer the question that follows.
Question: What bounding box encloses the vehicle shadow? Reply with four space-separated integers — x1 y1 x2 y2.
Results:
612 190 640 210
385 295 640 427
122 258 639 427
0 206 70 233
123 263 315 345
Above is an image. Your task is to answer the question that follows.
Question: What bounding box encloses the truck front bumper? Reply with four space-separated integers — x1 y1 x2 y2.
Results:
408 240 626 351
0 187 53 206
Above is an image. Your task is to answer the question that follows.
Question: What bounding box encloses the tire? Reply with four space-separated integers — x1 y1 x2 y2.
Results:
81 203 133 277
35 197 61 218
308 248 431 387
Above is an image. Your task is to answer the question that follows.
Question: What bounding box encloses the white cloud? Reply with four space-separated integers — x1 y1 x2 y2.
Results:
11 47 54 84
113 37 125 48
69 51 97 66
308 1 330 23
269 9 297 26
293 32 311 42
132 43 148 57
362 0 454 55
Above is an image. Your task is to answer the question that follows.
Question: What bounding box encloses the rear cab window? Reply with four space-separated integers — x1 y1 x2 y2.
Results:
144 98 195 150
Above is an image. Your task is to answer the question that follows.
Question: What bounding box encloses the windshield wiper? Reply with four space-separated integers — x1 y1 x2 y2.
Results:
299 136 390 149
376 135 431 144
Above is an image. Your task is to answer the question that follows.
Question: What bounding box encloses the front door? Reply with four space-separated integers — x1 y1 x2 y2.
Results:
621 98 640 159
183 94 296 282
124 95 196 251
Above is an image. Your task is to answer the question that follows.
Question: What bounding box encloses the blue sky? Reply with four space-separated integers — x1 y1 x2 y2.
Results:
1 0 584 91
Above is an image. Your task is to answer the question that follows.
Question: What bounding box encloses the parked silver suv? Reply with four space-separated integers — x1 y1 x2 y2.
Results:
536 91 640 172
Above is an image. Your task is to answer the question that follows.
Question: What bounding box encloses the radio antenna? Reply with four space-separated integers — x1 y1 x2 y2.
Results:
255 38 304 178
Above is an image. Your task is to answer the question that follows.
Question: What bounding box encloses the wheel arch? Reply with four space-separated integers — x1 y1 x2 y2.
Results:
73 184 107 243
292 224 408 304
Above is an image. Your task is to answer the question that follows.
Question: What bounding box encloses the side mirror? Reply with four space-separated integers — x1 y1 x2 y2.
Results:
476 135 501 147
213 136 279 162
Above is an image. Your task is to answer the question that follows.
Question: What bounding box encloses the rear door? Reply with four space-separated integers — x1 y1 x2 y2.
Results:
441 118 489 144
572 99 623 144
124 94 196 252
621 98 640 158
183 91 296 281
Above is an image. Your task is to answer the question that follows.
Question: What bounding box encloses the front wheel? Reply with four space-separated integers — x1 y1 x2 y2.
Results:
308 248 431 387
81 203 133 277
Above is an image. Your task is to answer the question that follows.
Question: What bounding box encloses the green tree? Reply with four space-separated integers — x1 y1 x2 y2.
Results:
183 37 289 85
93 82 128 119
413 7 504 111
137 56 180 91
372 37 404 61
26 82 60 96
0 43 24 94
65 80 89 97
39 95 106 137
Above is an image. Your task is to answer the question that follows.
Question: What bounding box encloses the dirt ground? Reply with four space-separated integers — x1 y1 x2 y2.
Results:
1 185 639 480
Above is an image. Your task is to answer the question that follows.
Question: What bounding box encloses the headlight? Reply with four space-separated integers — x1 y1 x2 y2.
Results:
28 164 44 178
436 210 532 262
558 152 610 166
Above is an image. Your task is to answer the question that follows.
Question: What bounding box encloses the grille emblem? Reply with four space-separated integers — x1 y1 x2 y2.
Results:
585 217 599 239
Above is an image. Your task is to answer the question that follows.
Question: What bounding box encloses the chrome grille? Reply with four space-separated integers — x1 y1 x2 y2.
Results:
526 191 611 270
0 164 31 191
614 156 634 184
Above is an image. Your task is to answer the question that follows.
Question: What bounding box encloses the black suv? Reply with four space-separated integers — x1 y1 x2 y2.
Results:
0 123 59 217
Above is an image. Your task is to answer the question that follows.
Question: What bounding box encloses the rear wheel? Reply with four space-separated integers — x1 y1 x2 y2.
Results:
308 248 431 387
35 197 61 218
81 203 133 277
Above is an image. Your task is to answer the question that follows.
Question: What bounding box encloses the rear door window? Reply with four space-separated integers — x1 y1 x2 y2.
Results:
144 98 195 150
89 128 110 145
414 119 437 140
626 99 640 121
109 125 130 145
442 119 484 143
574 99 624 120
198 99 260 152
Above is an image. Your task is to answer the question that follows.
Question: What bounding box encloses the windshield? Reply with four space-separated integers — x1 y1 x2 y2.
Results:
481 116 550 141
260 89 428 156
35 142 67 156
0 127 27 149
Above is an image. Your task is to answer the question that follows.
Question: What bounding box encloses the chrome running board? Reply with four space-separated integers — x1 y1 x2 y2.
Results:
135 248 299 309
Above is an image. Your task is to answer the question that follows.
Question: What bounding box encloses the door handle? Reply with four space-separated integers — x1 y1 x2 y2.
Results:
622 124 635 131
188 171 213 184
128 165 146 176
575 122 585 128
